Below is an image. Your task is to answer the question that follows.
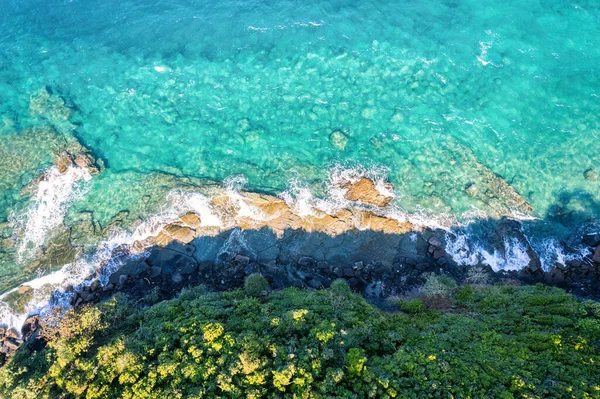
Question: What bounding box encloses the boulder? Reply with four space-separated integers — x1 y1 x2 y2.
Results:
583 233 600 248
342 178 394 207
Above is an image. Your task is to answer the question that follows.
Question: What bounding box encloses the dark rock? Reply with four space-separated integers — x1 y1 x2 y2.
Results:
118 274 128 286
134 261 150 276
334 267 343 277
179 262 197 275
353 261 364 270
244 262 260 275
298 257 316 267
171 272 184 284
343 267 354 277
347 277 360 288
317 261 329 270
428 236 442 247
306 277 322 289
150 266 162 279
70 293 80 306
364 281 384 297
234 255 251 266
90 279 101 292
433 249 446 260
583 233 600 248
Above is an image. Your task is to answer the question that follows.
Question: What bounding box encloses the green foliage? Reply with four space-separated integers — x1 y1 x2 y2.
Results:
421 272 457 296
398 298 426 314
1 284 599 398
244 273 269 298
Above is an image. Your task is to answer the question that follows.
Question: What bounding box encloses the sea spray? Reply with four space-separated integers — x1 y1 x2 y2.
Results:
11 165 92 263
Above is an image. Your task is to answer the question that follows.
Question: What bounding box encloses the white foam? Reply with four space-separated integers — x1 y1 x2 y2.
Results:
224 175 267 221
530 237 590 272
11 165 91 263
445 230 531 272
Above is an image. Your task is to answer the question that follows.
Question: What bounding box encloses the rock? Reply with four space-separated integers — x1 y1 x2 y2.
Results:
465 183 478 197
306 277 322 289
317 261 329 270
244 263 260 275
6 328 19 339
342 178 394 207
584 168 598 181
134 261 150 276
179 212 201 229
330 130 349 150
428 236 442 247
298 257 316 267
21 315 40 340
74 152 100 174
55 152 73 173
179 262 197 275
347 277 360 287
343 267 354 277
353 261 364 270
234 255 251 266
593 246 600 264
583 233 600 248
118 274 128 286
153 224 195 246
149 266 162 279
2 339 19 353
171 272 184 284
433 249 446 260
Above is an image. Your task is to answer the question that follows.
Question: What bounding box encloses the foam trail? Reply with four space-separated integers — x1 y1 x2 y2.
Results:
12 165 91 262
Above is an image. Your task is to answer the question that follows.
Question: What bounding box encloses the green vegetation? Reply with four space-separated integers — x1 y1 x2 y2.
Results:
1 281 599 398
244 274 269 298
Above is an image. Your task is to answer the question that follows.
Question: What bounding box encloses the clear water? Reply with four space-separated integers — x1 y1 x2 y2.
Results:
1 0 600 296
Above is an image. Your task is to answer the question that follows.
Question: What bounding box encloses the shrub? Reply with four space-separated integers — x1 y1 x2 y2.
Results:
398 298 426 314
421 273 457 297
244 273 269 297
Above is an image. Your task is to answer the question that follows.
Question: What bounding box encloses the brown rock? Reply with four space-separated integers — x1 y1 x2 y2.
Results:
152 224 195 246
433 249 446 260
356 211 413 234
6 328 19 339
55 152 73 173
74 152 100 174
342 178 394 207
179 212 201 229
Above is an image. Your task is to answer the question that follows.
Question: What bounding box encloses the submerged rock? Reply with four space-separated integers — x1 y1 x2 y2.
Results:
584 168 598 181
329 130 349 151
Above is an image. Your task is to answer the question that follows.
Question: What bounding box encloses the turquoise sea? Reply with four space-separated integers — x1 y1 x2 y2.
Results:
0 0 599 323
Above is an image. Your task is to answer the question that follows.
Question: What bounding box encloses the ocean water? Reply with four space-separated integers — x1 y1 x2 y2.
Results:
0 0 600 324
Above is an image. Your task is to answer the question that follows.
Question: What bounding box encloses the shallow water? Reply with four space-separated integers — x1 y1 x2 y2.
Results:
0 0 599 314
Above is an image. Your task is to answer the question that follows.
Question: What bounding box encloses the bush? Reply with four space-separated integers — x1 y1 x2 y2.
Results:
244 273 269 297
421 273 457 297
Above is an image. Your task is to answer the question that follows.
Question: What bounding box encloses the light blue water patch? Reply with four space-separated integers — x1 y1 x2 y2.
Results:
0 0 599 291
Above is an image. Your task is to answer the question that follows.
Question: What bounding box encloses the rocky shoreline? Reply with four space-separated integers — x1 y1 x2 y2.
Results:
2 177 600 366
